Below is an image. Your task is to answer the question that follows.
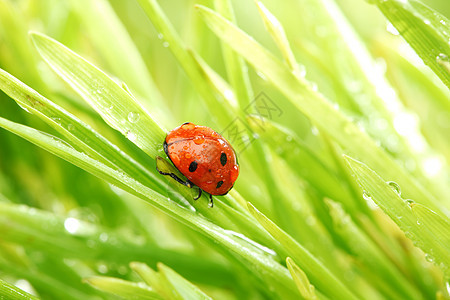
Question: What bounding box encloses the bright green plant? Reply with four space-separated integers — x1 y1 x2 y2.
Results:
0 0 449 299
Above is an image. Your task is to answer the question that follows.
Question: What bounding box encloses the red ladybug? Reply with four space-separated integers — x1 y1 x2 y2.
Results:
157 122 239 207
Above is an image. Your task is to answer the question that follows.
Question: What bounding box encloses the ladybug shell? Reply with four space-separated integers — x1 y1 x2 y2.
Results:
164 122 239 196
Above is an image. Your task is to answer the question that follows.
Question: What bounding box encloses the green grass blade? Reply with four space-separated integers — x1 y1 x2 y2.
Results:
136 0 234 127
84 276 162 300
344 155 450 277
247 202 359 300
194 4 444 213
213 0 253 108
255 1 300 76
0 117 298 299
68 0 171 122
30 32 166 158
373 0 450 92
326 199 424 299
286 257 318 300
0 68 165 191
0 279 38 300
157 263 212 300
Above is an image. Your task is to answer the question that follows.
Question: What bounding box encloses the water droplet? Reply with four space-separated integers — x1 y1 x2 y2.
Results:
387 181 401 195
285 135 293 142
64 218 81 234
193 137 205 145
436 53 450 70
424 19 431 25
51 117 61 125
157 33 164 39
127 112 140 123
311 126 319 136
405 199 415 205
107 105 114 111
185 153 191 159
97 263 108 274
181 123 195 130
162 41 169 47
425 253 434 263
67 124 75 131
99 232 109 243
126 130 137 142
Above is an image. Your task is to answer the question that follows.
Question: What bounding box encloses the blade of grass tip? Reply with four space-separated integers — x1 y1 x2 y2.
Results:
247 202 359 300
130 262 166 297
286 257 319 300
0 279 39 300
157 263 213 300
194 4 445 213
69 0 172 125
255 1 301 77
30 32 166 159
213 0 254 108
373 0 450 93
84 276 162 300
0 68 165 192
0 117 299 299
344 155 450 277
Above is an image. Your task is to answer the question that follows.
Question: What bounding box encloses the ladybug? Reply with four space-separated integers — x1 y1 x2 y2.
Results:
157 122 239 207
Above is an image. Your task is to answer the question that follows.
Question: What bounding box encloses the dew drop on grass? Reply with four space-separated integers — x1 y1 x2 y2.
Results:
405 199 415 205
163 41 169 47
126 130 137 142
51 117 61 125
99 232 109 243
127 111 140 123
64 217 81 234
387 181 401 195
425 253 434 263
97 263 108 274
67 123 74 131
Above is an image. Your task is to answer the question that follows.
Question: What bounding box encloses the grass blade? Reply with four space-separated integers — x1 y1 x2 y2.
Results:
84 276 162 300
0 279 38 300
373 0 450 92
247 202 359 300
30 32 166 158
344 155 450 277
194 4 444 214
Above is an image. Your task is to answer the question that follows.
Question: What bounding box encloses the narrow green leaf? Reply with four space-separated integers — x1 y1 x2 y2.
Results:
158 263 212 300
286 257 317 300
255 1 300 76
84 276 162 300
344 155 450 277
247 202 359 300
69 0 167 107
326 199 423 299
213 0 254 108
30 32 166 158
195 4 444 214
373 0 450 92
0 68 165 192
0 279 38 300
0 117 298 299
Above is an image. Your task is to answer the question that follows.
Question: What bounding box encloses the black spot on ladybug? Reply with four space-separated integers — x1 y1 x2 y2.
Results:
216 180 224 189
182 122 190 125
220 153 227 166
208 169 212 172
189 161 198 172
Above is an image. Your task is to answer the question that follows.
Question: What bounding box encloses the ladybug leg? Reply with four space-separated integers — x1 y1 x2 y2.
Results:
193 188 202 200
156 165 193 188
208 194 214 208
